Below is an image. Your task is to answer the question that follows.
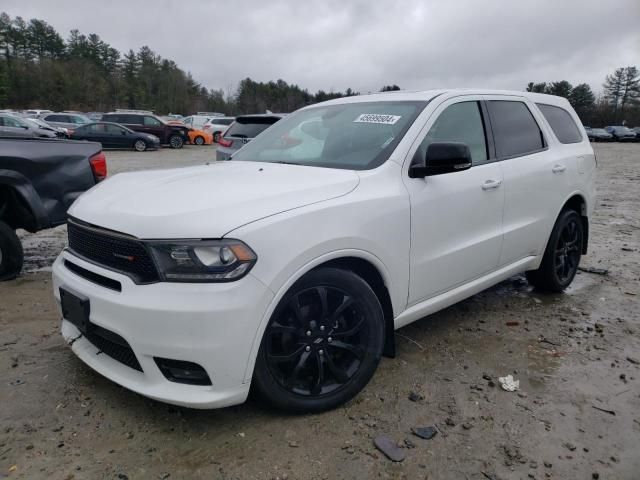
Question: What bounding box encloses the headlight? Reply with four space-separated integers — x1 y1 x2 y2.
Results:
147 239 257 282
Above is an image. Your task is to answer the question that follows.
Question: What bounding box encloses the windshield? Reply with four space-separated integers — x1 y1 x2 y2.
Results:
231 101 427 170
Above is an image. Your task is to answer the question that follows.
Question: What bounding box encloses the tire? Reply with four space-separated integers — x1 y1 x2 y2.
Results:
526 209 583 292
169 135 184 149
253 267 385 413
213 132 221 143
133 139 147 152
0 221 23 281
194 136 205 146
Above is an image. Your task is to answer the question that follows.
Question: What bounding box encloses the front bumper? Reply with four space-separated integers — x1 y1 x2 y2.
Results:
52 250 274 409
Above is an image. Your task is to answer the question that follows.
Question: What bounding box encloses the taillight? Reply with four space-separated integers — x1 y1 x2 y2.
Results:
89 151 107 182
218 137 233 148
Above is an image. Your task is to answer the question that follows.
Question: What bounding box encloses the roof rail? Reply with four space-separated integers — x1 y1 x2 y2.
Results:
196 112 224 116
115 109 154 114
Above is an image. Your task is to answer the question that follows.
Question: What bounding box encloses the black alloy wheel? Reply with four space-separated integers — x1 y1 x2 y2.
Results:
169 135 184 149
195 136 205 145
526 209 583 292
254 268 384 412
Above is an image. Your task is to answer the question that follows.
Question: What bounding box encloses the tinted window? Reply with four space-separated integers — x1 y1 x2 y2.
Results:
214 118 234 126
144 116 162 126
45 114 66 122
487 101 545 158
418 101 488 165
536 104 582 144
225 117 281 138
1 116 25 128
106 124 126 134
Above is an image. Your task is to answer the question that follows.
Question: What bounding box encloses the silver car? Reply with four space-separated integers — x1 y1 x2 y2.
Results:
0 114 57 138
216 114 285 161
40 112 91 133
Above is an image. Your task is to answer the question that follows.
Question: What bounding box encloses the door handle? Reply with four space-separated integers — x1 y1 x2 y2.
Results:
552 164 566 173
482 179 502 190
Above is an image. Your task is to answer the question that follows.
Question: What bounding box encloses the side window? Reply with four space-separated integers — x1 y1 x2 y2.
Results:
4 116 22 128
536 104 582 144
418 101 488 165
106 124 125 134
144 116 161 126
487 101 545 158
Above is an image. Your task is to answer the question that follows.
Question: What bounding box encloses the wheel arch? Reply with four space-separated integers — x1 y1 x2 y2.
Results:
559 192 589 254
243 250 396 383
0 177 45 232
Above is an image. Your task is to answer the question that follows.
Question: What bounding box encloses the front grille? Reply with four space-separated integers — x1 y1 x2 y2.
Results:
67 219 159 283
64 260 122 291
86 324 142 372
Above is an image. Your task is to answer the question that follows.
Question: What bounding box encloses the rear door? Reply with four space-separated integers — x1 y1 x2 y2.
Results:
141 116 165 141
403 96 505 303
483 96 566 266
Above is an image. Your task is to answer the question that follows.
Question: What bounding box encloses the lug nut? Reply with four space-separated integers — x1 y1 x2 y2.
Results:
306 330 312 336
305 346 311 352
327 337 332 343
319 349 324 355
320 325 325 331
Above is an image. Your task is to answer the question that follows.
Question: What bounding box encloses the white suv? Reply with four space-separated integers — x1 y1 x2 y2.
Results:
52 90 595 412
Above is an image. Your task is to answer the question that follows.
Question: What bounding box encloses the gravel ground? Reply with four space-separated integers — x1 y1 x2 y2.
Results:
1 143 639 480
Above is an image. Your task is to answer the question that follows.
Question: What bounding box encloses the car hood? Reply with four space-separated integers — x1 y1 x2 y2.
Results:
69 161 360 239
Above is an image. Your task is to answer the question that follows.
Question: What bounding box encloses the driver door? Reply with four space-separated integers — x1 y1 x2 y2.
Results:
403 97 504 304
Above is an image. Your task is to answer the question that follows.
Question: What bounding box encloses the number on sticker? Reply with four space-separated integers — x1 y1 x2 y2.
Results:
354 114 401 125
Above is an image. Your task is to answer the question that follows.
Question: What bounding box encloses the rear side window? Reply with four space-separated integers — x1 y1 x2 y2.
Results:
487 101 545 159
45 114 66 122
536 104 582 144
225 118 280 138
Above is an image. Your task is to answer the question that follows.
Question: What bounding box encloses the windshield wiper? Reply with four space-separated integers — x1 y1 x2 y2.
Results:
272 161 300 166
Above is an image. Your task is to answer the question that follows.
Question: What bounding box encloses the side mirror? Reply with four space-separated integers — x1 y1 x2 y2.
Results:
409 142 472 178
122 130 127 135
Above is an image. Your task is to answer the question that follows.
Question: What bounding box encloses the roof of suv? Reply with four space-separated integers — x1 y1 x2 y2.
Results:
310 89 574 109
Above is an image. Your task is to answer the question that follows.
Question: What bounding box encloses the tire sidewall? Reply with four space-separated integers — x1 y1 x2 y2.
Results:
134 139 147 152
195 136 204 145
547 210 583 290
253 268 385 413
0 221 24 281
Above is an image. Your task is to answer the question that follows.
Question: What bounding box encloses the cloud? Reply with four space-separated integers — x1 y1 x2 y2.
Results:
2 0 638 94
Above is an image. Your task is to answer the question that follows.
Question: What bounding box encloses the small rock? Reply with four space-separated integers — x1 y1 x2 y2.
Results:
592 473 599 479
544 461 552 468
445 417 456 427
462 422 473 430
563 442 576 451
373 435 405 462
412 426 438 440
404 438 416 449
626 357 640 365
288 440 299 448
408 391 424 402
125 432 134 439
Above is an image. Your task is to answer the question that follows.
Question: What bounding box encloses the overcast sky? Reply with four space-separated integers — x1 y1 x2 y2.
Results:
3 0 639 95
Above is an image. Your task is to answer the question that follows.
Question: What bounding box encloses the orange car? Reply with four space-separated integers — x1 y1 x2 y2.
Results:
187 128 213 145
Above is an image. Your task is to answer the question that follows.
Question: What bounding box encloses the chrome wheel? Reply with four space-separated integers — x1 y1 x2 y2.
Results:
134 140 146 152
195 136 204 145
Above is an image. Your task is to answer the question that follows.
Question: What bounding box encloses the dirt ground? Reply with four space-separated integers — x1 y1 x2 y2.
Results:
1 143 639 480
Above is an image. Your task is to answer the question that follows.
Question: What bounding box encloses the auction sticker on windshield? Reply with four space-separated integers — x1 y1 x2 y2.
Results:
354 114 401 125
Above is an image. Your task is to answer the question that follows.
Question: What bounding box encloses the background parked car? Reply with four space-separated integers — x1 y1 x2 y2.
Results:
187 128 213 145
101 112 189 148
182 115 213 130
216 114 284 160
0 113 57 138
40 112 91 134
604 125 636 141
586 127 613 142
632 127 640 141
70 122 160 151
23 109 52 118
24 117 68 138
203 117 235 142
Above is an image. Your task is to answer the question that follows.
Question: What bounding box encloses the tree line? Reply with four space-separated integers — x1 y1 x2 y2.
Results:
526 66 640 126
1 12 638 125
0 12 360 115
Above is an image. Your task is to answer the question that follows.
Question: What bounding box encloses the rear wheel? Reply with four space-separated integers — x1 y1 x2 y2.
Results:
194 136 205 145
169 135 184 149
253 268 385 413
526 209 583 292
0 221 23 281
133 139 147 152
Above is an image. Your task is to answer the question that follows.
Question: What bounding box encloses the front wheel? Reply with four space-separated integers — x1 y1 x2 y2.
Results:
169 135 184 149
133 139 147 152
194 136 205 145
253 268 385 413
0 221 24 281
526 209 583 292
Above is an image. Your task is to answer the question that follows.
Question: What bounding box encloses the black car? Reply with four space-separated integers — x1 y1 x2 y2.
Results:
586 128 613 142
632 127 640 141
101 113 189 148
604 126 636 141
71 122 160 151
